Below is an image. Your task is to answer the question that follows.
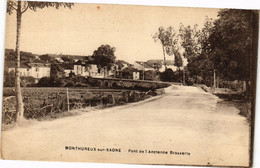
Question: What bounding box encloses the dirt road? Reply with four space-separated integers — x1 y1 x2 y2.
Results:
1 85 250 167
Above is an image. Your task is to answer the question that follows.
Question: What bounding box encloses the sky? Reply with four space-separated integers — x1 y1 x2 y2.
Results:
5 3 220 64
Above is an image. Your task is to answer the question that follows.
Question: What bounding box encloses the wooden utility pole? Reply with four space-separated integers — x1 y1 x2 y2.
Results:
213 69 216 91
183 66 185 85
142 62 145 80
66 88 70 111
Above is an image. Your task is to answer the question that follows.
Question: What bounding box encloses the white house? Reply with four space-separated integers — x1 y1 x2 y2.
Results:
72 60 87 76
27 63 51 79
7 62 51 80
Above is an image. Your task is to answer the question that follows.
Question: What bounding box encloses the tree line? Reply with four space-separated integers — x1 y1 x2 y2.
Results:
153 9 257 91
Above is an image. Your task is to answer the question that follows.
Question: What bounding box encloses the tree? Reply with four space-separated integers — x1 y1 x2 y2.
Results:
122 67 134 79
173 49 183 71
208 9 254 82
160 68 174 82
92 44 116 77
4 70 16 87
179 24 201 63
207 9 257 96
181 18 214 85
20 51 35 62
39 54 55 63
50 63 65 79
7 1 73 122
61 55 73 63
153 26 178 70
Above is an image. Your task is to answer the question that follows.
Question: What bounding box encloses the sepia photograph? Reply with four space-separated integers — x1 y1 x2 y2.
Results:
0 0 259 167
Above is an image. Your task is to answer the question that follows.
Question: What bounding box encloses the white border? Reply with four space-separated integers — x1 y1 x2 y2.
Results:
0 0 259 168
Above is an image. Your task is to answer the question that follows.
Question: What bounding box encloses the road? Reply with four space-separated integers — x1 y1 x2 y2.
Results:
1 85 250 167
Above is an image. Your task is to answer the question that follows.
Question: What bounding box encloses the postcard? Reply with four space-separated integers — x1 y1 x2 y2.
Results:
1 1 258 167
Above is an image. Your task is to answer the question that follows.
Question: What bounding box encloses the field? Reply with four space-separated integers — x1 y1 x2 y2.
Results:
2 87 164 124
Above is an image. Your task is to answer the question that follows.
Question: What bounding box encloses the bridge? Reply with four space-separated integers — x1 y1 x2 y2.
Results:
88 77 171 90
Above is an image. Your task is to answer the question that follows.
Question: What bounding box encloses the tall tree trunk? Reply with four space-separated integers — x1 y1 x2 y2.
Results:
162 45 167 70
15 1 24 122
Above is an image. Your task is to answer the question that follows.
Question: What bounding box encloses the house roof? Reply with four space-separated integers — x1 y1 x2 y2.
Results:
5 61 31 69
135 61 154 69
46 54 88 60
147 59 174 66
28 62 51 68
60 63 74 70
117 60 129 65
74 60 85 65
31 59 46 63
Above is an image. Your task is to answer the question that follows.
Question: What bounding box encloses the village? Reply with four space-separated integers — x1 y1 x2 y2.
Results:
4 48 182 87
1 1 257 167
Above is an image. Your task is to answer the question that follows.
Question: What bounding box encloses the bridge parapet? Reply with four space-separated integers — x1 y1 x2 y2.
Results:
88 77 170 90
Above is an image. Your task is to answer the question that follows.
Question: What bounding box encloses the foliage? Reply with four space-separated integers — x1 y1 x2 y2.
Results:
92 44 116 70
7 1 73 15
20 51 35 62
179 24 201 63
5 50 16 61
39 54 55 63
50 63 65 78
178 17 214 85
37 77 53 87
173 49 183 69
122 67 135 79
21 76 36 87
37 77 65 87
160 68 175 82
61 55 73 63
144 70 160 81
208 9 254 81
4 70 15 87
153 26 178 69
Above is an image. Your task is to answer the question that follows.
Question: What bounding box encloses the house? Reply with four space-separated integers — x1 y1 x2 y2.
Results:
6 61 51 80
133 61 155 71
73 60 87 76
116 60 130 70
69 61 108 78
146 59 180 72
27 63 51 79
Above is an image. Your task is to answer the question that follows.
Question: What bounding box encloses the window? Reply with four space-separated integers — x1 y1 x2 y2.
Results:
36 68 39 72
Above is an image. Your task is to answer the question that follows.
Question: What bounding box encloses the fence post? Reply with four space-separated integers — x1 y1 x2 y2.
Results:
66 87 70 111
112 92 115 105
